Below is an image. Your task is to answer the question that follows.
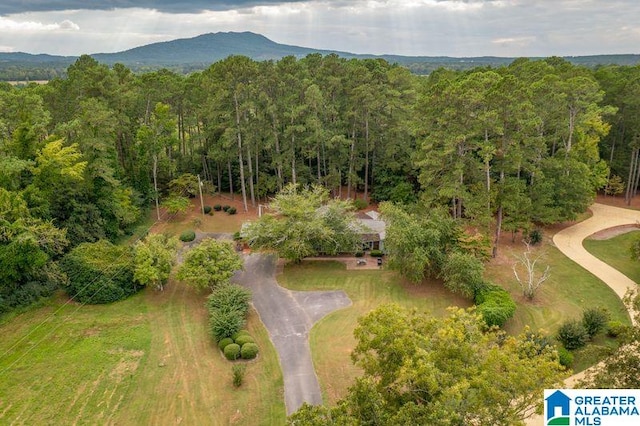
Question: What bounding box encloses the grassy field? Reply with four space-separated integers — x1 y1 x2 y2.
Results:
0 279 285 425
583 230 640 284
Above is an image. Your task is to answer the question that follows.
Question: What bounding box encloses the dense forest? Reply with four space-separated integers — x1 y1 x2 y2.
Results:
1 53 639 313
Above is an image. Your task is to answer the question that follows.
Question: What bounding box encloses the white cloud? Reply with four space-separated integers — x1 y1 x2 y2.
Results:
0 16 79 32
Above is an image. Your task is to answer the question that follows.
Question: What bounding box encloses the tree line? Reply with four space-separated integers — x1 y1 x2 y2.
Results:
1 53 639 312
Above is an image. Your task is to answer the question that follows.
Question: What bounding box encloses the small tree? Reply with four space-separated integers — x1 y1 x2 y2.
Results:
162 195 191 216
512 242 550 300
133 234 179 291
177 238 243 291
582 307 610 338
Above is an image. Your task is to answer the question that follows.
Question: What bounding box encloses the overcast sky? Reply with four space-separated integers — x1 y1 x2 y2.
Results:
0 0 637 57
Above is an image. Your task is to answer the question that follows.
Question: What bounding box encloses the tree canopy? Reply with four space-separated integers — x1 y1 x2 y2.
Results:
176 238 243 291
289 305 567 425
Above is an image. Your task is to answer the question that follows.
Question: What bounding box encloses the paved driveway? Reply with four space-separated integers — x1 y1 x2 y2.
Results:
232 253 352 415
526 203 640 425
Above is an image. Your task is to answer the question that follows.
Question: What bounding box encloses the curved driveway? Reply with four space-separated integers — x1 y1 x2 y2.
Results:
553 203 640 325
232 253 352 415
526 202 640 425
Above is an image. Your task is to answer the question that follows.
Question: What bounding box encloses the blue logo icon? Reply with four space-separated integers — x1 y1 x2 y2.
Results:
546 390 571 425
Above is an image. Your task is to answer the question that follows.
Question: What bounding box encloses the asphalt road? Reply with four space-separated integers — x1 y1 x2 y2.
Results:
232 253 352 415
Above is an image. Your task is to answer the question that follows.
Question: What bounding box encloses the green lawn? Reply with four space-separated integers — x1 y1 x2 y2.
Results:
0 281 285 425
583 230 640 284
279 240 632 403
277 260 472 404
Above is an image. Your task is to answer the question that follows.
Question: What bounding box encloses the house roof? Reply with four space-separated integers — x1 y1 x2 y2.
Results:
356 210 386 240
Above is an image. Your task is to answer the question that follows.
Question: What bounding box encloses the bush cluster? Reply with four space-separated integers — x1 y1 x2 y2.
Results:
222 205 231 212
370 250 384 258
474 285 516 328
214 204 222 211
557 307 612 351
227 207 237 215
207 284 260 361
217 328 260 360
203 205 212 214
179 230 196 242
61 240 137 304
557 346 574 368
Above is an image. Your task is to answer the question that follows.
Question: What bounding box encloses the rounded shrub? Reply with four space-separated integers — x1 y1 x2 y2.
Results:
607 320 627 338
582 307 610 338
214 204 222 211
235 334 255 346
475 285 516 328
227 207 237 215
355 251 364 258
224 343 241 360
218 337 234 351
179 230 196 242
203 205 212 214
233 231 242 241
222 205 231 212
557 346 574 368
557 319 588 350
231 329 251 341
241 343 259 360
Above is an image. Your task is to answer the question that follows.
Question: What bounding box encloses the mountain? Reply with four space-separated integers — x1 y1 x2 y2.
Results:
1 31 640 81
92 31 338 66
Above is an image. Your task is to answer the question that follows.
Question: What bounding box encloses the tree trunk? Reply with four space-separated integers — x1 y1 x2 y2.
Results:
347 126 356 199
227 160 234 199
153 154 160 221
271 113 283 190
234 92 248 212
364 116 370 201
246 142 256 207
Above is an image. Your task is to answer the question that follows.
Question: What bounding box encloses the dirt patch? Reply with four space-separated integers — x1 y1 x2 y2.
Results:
587 223 640 240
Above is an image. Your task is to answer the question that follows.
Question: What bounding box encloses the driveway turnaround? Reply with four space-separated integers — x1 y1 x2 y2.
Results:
232 253 352 415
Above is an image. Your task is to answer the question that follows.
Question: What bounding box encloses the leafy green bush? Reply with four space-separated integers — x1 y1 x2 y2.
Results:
352 198 368 210
203 205 212 214
206 284 251 317
526 229 543 245
370 250 384 257
233 231 242 241
474 285 516 328
179 230 196 242
582 307 610 338
227 207 237 215
235 334 255 346
209 309 245 341
218 337 234 350
214 204 222 211
232 364 246 387
557 346 574 368
557 319 589 350
355 251 364 258
241 342 259 360
607 320 628 338
61 240 136 304
224 343 241 360
222 205 231 212
231 329 251 341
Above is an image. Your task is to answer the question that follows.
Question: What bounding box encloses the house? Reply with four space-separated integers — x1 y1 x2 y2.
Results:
356 210 386 251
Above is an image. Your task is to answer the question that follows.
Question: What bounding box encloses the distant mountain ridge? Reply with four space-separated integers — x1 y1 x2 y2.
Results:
2 31 640 81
